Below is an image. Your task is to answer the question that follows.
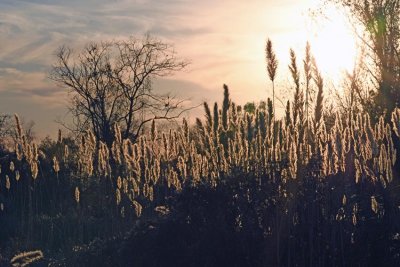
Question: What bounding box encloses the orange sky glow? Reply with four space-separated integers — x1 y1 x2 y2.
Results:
0 0 359 137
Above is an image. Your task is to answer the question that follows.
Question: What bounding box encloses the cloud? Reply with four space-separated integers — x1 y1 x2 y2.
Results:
0 0 316 137
0 67 65 109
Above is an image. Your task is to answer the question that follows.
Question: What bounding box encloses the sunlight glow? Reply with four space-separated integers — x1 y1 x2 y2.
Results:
244 2 360 102
307 6 358 80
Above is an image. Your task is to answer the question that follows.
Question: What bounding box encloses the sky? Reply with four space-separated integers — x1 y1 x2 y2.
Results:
0 0 356 138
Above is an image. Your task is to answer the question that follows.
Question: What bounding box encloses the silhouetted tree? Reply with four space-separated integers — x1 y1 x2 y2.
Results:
331 0 400 118
0 114 12 149
51 35 189 146
244 102 256 114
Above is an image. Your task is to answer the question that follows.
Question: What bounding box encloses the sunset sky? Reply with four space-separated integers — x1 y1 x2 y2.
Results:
0 0 357 138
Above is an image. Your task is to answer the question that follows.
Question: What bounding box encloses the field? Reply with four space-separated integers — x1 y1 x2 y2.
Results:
1 85 400 266
1 1 400 265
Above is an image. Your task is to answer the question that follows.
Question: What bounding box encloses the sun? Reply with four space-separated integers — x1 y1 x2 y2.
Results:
307 7 358 80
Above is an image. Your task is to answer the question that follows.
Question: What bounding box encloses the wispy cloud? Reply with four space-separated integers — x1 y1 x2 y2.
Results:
0 0 315 137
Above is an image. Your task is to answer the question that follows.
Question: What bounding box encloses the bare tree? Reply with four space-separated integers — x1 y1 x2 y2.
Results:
50 35 190 146
0 114 11 137
0 114 36 151
0 114 12 149
330 0 400 118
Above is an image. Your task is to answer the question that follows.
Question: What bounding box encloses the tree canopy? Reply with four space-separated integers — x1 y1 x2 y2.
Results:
50 35 189 146
331 0 400 118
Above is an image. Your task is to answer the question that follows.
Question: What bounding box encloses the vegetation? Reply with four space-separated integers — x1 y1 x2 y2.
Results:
50 35 189 146
1 67 400 266
1 4 400 263
331 0 400 120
